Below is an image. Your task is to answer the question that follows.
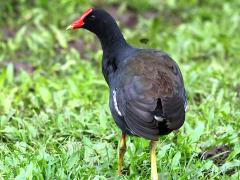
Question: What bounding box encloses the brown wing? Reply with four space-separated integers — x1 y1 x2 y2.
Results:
114 50 186 140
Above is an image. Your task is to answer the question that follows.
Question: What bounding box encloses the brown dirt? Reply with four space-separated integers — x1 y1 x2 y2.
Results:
200 145 238 176
67 38 99 59
193 92 204 104
200 145 231 166
68 39 85 55
0 61 35 75
1 28 17 40
105 5 138 29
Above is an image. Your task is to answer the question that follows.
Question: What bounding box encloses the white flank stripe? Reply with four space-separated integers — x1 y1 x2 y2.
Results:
184 101 188 112
113 90 122 116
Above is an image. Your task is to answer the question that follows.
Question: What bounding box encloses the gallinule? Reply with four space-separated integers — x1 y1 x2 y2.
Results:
67 8 187 180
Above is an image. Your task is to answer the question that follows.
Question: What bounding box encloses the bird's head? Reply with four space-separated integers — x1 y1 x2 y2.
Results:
66 8 131 55
66 8 114 34
66 8 93 30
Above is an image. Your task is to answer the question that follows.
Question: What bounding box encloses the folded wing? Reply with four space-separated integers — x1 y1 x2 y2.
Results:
114 51 186 140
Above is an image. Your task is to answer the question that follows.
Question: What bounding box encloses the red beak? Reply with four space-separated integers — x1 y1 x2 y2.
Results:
66 8 93 30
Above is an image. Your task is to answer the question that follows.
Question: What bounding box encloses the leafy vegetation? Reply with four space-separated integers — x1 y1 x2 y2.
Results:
0 0 239 179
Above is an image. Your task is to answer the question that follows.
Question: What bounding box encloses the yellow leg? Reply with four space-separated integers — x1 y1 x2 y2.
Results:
150 140 158 180
117 133 126 176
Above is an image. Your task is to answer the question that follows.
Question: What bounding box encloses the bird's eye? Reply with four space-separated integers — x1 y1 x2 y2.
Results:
88 15 96 20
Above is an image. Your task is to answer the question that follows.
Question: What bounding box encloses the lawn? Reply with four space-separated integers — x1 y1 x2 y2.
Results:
0 0 240 179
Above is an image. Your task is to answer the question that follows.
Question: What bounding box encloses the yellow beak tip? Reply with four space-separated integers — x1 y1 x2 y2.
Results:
66 25 73 31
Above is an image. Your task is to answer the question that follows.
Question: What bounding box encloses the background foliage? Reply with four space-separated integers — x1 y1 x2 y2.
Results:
0 0 239 179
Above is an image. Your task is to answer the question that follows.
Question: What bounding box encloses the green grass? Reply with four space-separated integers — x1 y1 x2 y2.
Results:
0 0 240 179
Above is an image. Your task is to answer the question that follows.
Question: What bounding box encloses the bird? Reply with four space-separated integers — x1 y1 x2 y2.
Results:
67 8 187 180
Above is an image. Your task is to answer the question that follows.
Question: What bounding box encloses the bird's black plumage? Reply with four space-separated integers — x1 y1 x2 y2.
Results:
81 9 187 140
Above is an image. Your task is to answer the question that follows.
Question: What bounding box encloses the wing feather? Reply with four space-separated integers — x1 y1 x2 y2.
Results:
113 50 186 140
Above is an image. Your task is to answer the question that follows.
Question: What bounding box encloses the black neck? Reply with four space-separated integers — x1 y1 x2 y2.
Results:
97 22 133 62
85 12 135 63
